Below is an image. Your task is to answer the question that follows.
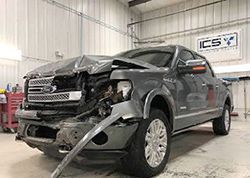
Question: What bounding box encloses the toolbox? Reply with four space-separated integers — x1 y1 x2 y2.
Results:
0 93 24 132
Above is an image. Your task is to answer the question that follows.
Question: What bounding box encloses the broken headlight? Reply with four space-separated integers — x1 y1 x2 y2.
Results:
97 80 132 117
100 81 132 105
101 80 132 103
117 81 132 100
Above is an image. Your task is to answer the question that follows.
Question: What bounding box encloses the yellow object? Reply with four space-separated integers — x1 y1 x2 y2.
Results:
0 89 6 94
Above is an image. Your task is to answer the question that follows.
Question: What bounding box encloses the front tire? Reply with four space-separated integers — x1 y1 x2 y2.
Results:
213 104 231 135
121 108 171 177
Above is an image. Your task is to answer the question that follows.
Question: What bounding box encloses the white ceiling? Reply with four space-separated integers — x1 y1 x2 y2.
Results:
122 0 186 13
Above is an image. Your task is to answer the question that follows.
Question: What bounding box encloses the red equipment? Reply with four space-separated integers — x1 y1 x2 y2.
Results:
0 93 24 132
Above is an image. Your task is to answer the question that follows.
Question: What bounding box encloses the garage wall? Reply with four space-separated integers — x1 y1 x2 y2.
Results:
139 0 250 66
216 72 250 112
232 80 250 116
0 0 140 88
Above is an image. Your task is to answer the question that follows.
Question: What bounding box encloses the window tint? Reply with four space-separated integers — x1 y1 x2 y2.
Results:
179 50 194 62
204 63 214 77
194 54 214 77
194 54 206 60
129 52 173 67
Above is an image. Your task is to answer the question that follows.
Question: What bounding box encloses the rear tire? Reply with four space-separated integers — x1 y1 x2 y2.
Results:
121 108 171 177
213 104 231 135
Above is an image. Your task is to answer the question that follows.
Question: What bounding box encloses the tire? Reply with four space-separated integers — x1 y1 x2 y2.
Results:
121 108 171 178
213 104 231 135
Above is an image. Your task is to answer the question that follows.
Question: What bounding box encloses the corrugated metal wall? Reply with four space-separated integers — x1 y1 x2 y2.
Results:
0 0 140 88
140 0 250 66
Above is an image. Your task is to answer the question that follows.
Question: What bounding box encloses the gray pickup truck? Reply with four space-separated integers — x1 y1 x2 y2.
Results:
16 45 233 178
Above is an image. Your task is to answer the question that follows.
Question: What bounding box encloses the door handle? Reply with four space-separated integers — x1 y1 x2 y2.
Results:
215 85 219 89
202 83 207 87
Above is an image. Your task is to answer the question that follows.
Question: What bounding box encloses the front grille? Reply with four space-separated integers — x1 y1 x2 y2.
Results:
28 93 70 102
29 76 54 86
27 76 81 103
28 76 55 95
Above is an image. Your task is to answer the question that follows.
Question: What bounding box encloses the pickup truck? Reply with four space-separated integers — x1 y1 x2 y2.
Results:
16 45 233 178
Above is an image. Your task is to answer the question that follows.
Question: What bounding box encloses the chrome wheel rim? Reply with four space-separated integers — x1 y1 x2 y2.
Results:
145 119 167 168
225 110 230 131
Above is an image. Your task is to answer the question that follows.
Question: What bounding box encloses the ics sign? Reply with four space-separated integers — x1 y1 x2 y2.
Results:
196 30 241 61
198 32 238 52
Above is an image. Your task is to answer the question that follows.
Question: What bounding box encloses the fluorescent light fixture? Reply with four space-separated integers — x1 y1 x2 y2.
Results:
213 63 250 74
0 43 22 61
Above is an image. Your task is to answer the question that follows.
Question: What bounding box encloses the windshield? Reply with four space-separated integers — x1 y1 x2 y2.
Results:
116 47 174 67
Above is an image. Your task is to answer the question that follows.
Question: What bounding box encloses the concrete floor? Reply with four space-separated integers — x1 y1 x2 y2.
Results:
0 117 250 178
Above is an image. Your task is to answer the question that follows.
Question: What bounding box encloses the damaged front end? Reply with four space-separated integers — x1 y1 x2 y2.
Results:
16 56 146 177
17 72 142 149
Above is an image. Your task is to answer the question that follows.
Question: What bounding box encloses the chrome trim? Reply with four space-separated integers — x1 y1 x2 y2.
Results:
28 87 43 94
27 91 82 102
24 137 54 144
180 106 187 110
175 108 219 120
29 76 54 86
15 109 41 120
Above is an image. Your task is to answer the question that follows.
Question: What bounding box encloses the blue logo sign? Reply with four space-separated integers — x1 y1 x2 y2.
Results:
224 36 235 46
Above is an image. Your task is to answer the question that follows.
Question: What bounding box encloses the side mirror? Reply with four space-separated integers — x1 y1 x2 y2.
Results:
178 59 207 74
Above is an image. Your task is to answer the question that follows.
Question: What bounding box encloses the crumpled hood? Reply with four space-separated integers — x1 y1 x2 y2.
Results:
25 55 157 78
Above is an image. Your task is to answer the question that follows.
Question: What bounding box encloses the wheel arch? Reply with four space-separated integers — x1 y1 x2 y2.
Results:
219 92 233 116
224 95 233 113
143 88 175 132
225 96 231 107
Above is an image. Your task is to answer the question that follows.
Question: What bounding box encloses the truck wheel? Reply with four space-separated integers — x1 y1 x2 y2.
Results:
121 108 171 177
213 104 231 135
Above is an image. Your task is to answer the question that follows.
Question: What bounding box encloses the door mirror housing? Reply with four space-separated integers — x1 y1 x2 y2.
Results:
178 59 207 74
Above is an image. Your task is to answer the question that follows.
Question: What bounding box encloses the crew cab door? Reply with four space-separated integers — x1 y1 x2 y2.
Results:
175 50 206 129
194 54 219 121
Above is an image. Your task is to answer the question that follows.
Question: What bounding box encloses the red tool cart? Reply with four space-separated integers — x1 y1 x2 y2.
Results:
0 93 24 132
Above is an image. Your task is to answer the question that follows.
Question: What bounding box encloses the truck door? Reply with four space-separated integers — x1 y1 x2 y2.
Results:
175 50 203 130
194 54 219 121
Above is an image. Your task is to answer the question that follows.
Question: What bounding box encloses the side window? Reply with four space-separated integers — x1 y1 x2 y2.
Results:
205 63 214 77
194 54 214 77
179 50 195 63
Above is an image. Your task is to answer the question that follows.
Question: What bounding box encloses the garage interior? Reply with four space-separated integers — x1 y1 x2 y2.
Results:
0 0 250 177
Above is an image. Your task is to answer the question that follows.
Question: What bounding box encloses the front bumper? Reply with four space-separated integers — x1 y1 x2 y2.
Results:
16 100 142 151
